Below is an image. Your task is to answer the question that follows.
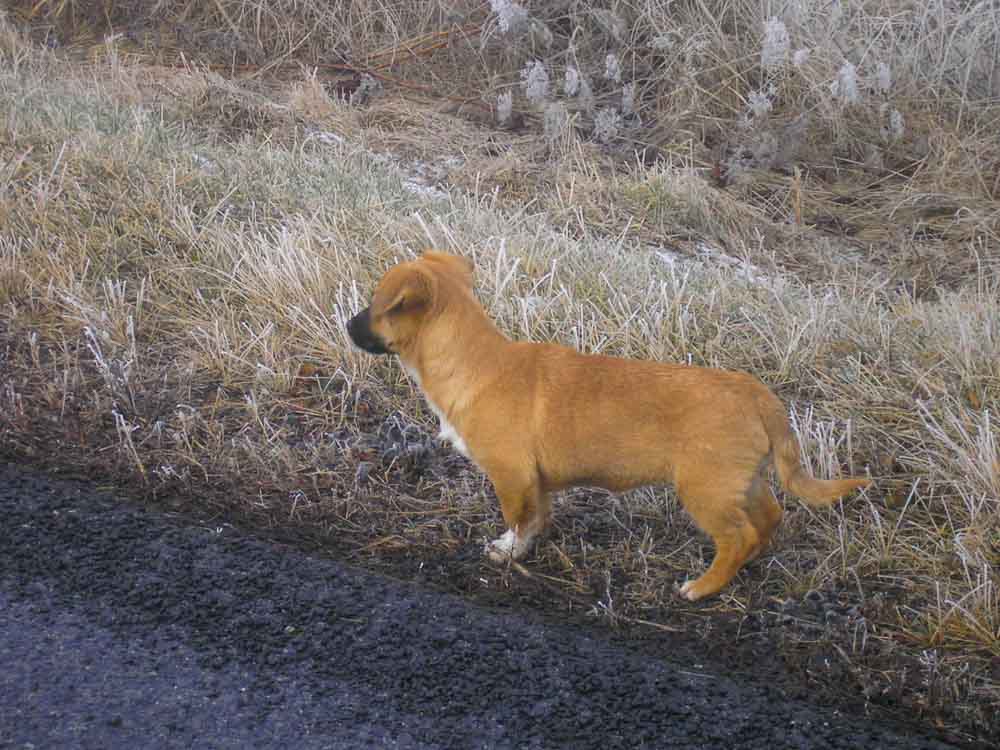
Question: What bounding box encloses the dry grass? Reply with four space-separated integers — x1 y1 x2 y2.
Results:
10 0 1000 286
1 6 999 746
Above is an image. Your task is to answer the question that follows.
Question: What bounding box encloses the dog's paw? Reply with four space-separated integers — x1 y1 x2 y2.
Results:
485 529 528 563
486 545 511 564
679 579 706 601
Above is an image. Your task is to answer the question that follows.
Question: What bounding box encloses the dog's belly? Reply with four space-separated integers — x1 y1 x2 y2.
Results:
551 467 666 494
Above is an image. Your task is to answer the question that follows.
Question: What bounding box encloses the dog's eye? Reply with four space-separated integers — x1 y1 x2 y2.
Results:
386 295 406 315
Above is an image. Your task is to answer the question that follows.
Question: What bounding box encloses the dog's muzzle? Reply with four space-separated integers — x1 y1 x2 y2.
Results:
346 308 392 355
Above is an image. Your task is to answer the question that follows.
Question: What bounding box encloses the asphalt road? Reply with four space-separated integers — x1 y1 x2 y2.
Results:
0 461 961 749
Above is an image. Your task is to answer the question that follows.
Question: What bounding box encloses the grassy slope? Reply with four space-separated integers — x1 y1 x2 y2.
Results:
1 7 998 745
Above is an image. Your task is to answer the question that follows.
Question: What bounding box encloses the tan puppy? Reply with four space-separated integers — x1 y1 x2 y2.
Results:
347 252 870 600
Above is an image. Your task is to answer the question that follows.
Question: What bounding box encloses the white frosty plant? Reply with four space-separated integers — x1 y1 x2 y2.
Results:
592 9 627 45
497 90 513 126
593 107 621 144
564 65 580 96
578 76 595 114
490 0 528 36
880 103 905 141
621 82 637 117
521 60 550 104
605 53 621 83
875 61 892 95
651 32 676 52
747 87 773 119
349 74 383 106
888 108 904 139
563 64 595 113
831 61 860 104
543 102 570 146
761 17 790 72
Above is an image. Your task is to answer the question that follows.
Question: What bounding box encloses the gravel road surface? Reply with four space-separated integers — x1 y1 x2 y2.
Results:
0 461 960 749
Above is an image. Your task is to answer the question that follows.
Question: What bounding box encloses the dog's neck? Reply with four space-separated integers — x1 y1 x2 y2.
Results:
402 296 508 420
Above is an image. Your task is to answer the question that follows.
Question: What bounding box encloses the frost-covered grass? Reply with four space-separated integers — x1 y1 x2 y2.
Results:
1 7 999 743
11 1 999 267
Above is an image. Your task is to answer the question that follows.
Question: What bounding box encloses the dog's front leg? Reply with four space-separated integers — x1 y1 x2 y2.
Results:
485 472 551 563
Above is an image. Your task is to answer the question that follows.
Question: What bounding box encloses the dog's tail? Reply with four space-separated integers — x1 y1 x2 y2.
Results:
759 393 870 507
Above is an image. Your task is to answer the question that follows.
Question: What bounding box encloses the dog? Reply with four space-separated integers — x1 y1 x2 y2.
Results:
346 251 870 600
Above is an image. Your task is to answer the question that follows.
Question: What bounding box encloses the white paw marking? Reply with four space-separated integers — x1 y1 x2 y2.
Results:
490 529 517 556
679 580 698 601
486 529 532 562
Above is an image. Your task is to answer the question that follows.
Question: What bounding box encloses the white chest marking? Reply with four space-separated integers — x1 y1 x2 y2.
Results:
402 364 470 458
428 401 470 458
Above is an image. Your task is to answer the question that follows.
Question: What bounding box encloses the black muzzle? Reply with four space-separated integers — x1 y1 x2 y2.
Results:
346 308 392 355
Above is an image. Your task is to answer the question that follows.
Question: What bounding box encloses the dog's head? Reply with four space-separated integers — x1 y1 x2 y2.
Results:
346 252 474 356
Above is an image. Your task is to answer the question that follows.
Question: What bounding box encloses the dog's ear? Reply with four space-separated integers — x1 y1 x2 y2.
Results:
380 267 435 316
422 252 474 289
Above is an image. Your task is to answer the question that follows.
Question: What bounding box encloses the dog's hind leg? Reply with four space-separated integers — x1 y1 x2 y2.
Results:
485 470 550 563
676 474 762 601
744 469 783 562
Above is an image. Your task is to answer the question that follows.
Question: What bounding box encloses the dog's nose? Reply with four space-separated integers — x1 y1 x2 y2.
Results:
346 307 390 355
346 308 368 342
